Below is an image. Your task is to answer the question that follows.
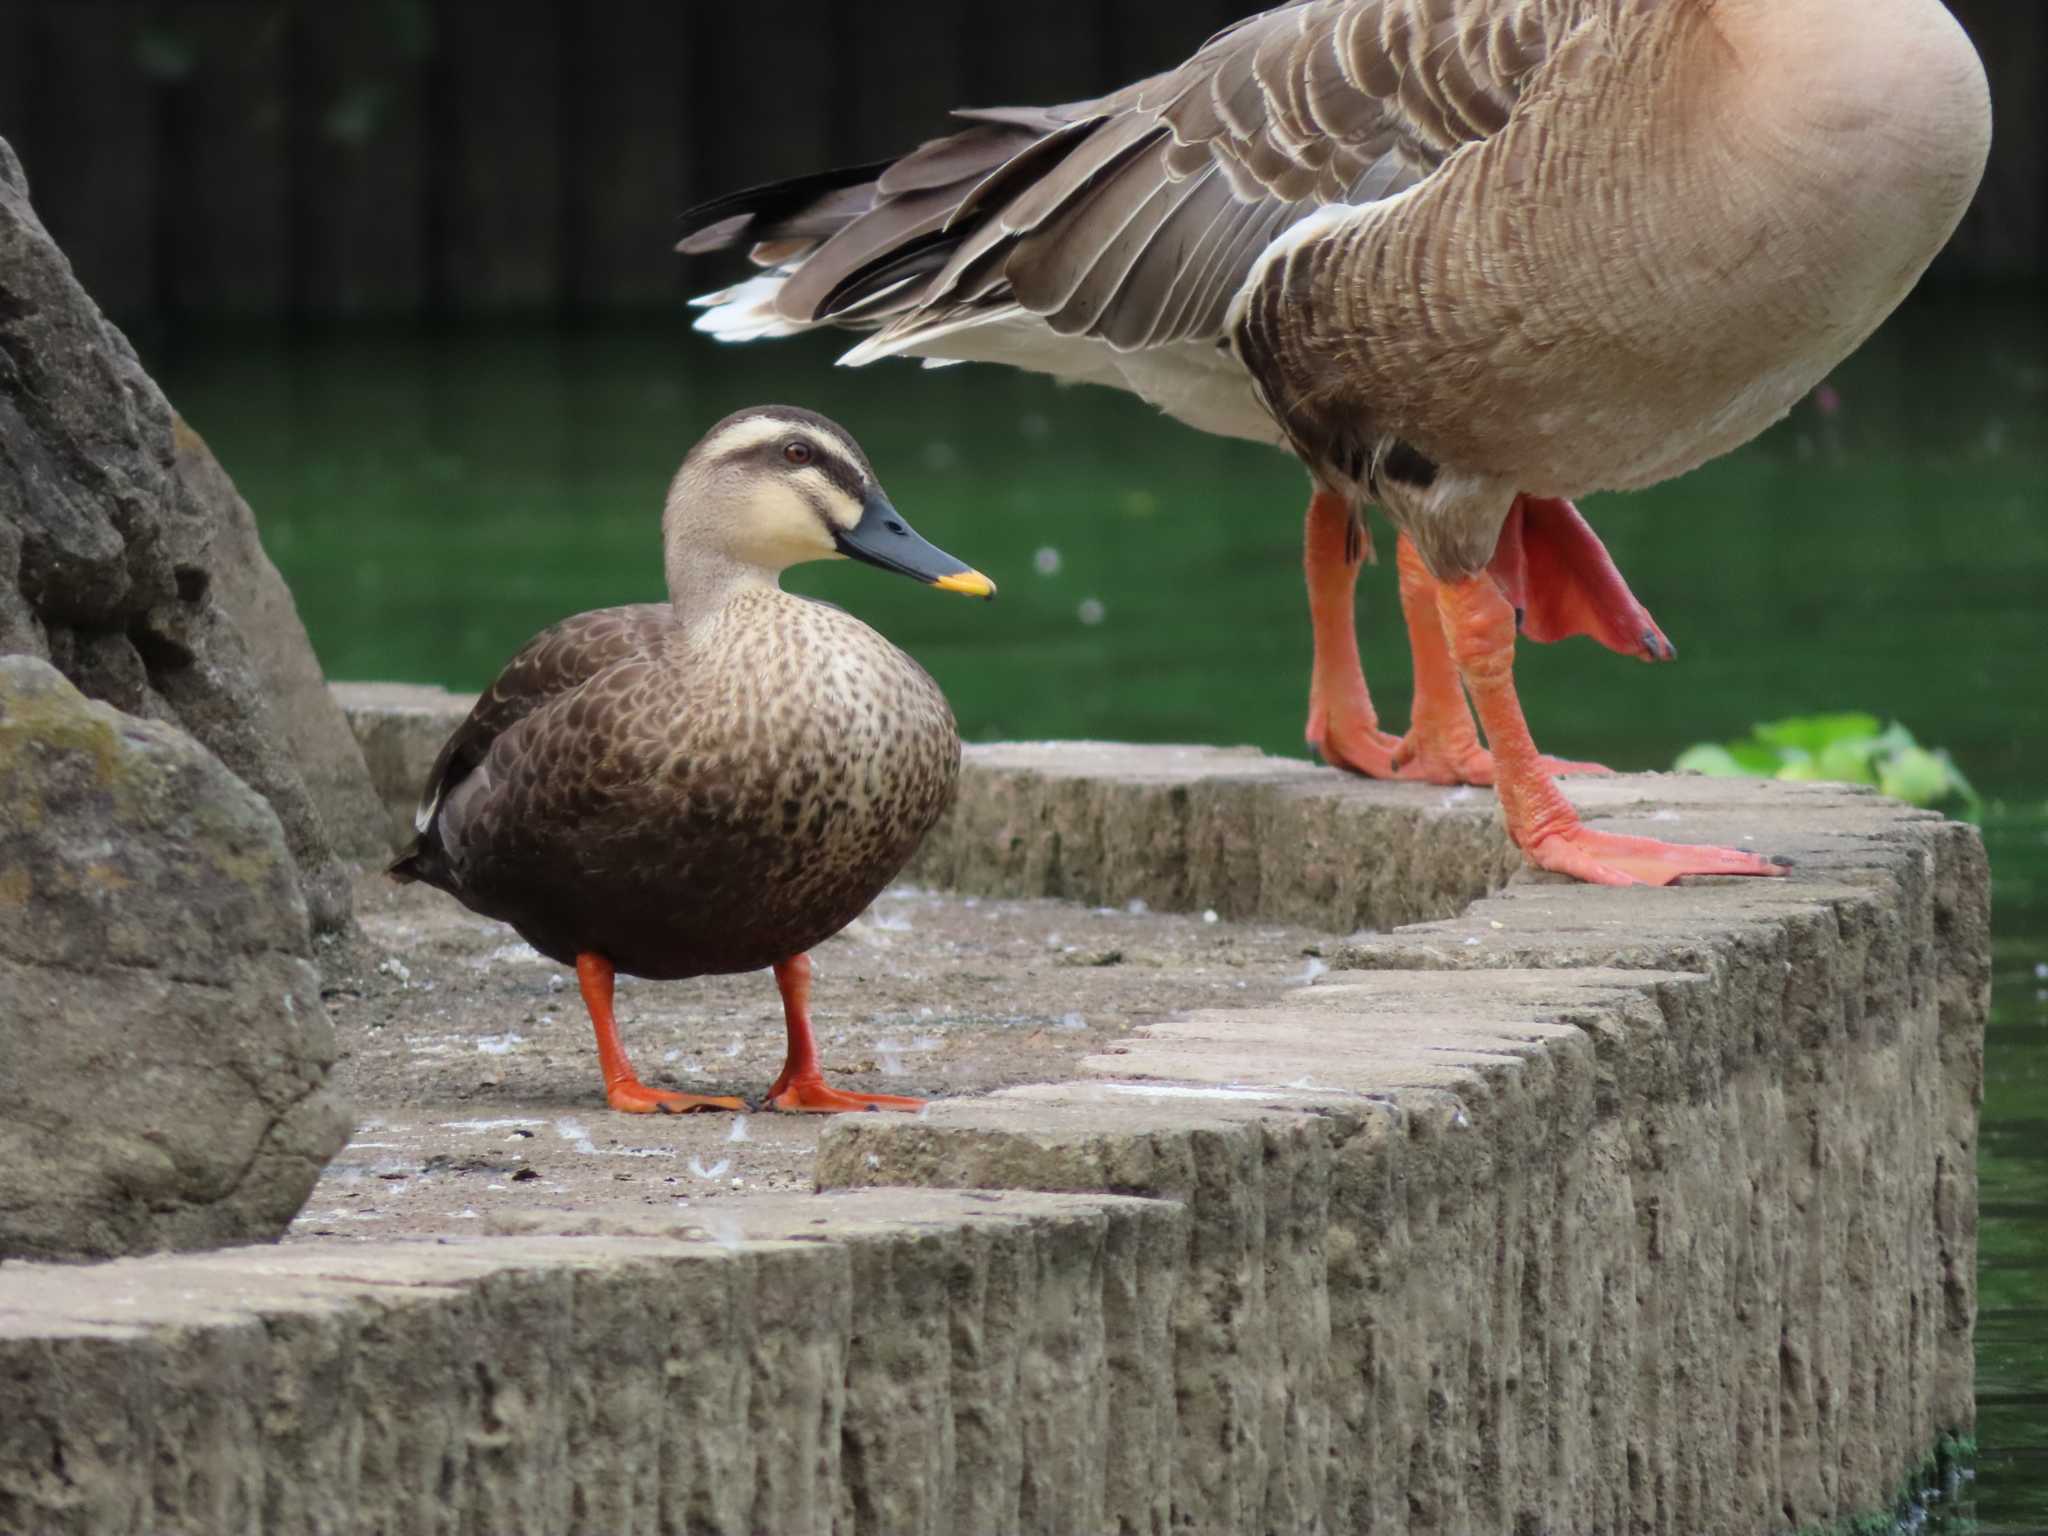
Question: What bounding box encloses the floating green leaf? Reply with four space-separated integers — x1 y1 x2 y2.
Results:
1676 713 1980 820
1751 712 1883 756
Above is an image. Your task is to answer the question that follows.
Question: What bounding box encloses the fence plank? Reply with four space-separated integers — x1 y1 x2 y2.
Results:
561 0 688 308
689 0 836 193
837 7 966 162
1942 0 2041 280
0 0 2033 320
958 4 1114 110
18 0 157 317
431 0 563 311
0 3 31 169
290 0 431 315
159 1 290 312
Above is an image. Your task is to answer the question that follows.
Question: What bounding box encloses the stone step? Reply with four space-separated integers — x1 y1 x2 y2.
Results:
2 695 1983 1534
0 1189 1180 1536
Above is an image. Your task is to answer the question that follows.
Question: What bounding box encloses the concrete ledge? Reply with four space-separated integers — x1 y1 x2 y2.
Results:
17 691 1976 1533
820 765 1988 1534
0 1189 1183 1536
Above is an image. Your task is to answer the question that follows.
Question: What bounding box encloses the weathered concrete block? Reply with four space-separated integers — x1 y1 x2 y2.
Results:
0 1191 1182 1536
0 656 349 1261
906 741 1520 932
819 767 1987 1536
147 714 1994 1532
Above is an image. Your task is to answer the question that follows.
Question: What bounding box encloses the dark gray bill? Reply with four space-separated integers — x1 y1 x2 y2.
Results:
834 488 995 598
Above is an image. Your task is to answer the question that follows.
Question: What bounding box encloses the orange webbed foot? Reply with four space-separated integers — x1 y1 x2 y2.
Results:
1521 826 1787 887
765 1075 926 1115
1387 733 1610 788
1308 714 1410 778
607 1082 748 1115
765 954 927 1114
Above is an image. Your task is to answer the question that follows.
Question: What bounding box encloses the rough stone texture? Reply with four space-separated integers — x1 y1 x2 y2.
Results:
0 1190 1181 1536
32 715 1991 1533
170 423 389 862
0 134 371 932
0 657 350 1262
911 740 1522 932
820 765 1989 1536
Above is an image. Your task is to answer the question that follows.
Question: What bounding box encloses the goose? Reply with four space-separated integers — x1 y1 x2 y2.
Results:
391 406 994 1113
677 0 1990 886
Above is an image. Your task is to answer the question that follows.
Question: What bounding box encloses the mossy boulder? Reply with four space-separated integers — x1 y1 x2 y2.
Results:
0 656 348 1260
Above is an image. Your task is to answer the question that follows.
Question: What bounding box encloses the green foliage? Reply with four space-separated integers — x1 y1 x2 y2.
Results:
1676 713 1981 819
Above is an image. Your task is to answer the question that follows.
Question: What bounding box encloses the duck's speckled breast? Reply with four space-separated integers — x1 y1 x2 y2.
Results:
455 589 960 979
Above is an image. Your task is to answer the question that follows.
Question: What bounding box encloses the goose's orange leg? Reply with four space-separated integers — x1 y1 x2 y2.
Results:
577 954 746 1114
1433 574 1785 886
1305 484 1600 786
765 954 925 1114
1304 489 1406 777
1392 535 1608 786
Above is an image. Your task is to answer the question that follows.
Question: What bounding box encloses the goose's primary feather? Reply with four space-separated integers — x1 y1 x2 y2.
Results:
681 0 1988 477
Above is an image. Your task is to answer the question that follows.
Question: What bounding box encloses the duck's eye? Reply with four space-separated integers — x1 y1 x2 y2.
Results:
783 441 813 466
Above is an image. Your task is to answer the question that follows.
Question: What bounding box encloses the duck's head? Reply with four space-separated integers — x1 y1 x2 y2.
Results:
666 405 995 599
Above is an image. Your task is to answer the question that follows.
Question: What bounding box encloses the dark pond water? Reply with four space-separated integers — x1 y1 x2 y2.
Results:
151 297 2046 1532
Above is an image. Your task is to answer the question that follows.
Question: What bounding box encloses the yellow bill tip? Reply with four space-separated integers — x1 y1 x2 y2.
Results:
931 568 997 599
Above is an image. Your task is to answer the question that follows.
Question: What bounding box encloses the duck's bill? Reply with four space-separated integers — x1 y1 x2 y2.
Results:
835 489 997 599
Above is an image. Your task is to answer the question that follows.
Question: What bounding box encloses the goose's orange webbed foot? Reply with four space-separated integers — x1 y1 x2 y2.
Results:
1431 573 1785 888
1521 825 1786 887
764 955 926 1116
577 953 747 1115
1303 489 1408 776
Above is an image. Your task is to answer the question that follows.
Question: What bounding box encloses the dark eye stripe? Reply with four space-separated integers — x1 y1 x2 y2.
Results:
806 445 868 503
701 421 875 519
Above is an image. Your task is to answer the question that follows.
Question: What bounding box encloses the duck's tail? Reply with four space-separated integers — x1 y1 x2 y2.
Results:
386 834 454 892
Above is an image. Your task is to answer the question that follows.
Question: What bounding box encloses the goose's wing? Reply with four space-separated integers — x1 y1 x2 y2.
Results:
680 0 1559 357
402 604 672 845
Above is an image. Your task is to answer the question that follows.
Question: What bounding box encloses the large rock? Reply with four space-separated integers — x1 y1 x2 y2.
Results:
0 134 381 932
0 656 349 1261
169 418 393 862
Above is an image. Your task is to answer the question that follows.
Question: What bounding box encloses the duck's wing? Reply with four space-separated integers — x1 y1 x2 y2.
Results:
681 0 1559 358
392 604 672 876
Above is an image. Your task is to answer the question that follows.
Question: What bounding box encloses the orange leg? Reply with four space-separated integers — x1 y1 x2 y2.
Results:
1392 536 1609 786
577 953 746 1114
1433 575 1786 886
764 954 925 1114
1303 488 1406 777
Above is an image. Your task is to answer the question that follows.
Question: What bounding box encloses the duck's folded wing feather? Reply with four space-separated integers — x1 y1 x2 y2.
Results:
680 1 1564 357
407 604 673 839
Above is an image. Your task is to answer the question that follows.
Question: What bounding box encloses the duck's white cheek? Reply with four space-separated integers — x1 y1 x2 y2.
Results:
741 482 840 567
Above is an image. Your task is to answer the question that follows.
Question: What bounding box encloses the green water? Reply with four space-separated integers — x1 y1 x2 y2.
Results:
151 300 2046 1531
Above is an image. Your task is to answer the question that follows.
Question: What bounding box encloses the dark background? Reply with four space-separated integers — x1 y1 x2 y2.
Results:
0 0 2039 323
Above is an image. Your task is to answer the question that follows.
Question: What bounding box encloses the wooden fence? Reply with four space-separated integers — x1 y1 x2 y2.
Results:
0 0 2039 320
